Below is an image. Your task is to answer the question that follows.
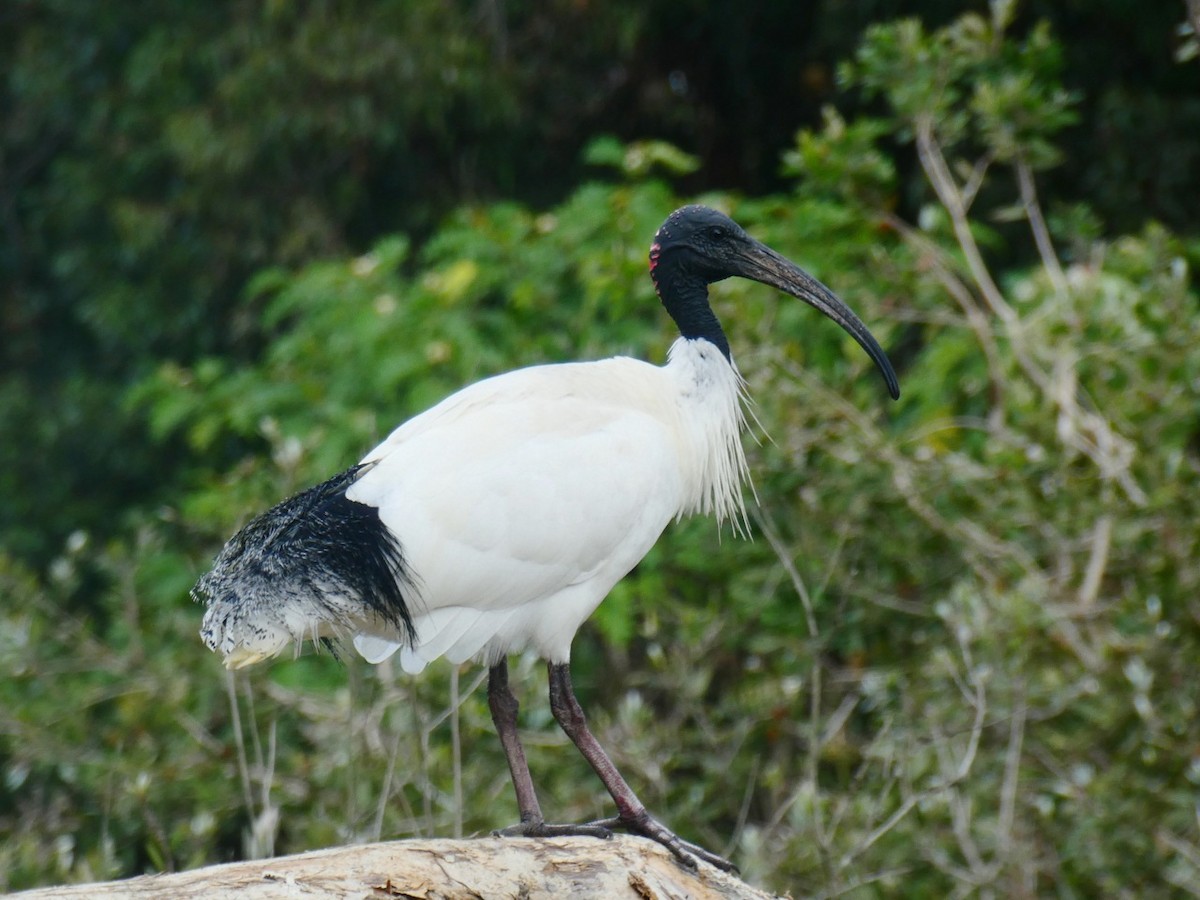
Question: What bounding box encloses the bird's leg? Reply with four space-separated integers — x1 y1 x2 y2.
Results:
488 659 543 826
488 659 610 840
546 662 737 872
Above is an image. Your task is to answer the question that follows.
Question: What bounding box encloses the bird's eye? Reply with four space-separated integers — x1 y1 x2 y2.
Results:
707 225 728 241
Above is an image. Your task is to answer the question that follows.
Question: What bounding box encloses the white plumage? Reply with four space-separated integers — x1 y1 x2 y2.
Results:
200 339 750 673
346 338 750 673
194 204 898 870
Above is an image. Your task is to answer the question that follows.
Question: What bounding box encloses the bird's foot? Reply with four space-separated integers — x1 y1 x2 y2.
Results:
493 816 613 840
587 813 738 873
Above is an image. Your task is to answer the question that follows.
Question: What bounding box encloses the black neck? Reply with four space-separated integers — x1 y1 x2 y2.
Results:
652 259 731 361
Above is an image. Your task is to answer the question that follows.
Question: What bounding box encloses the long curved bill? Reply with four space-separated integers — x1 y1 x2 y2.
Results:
736 241 900 400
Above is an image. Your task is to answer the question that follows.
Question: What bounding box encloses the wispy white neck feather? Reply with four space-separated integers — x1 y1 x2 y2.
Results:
666 337 754 535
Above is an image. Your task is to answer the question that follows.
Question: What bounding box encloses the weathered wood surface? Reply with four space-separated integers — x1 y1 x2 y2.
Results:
10 835 787 899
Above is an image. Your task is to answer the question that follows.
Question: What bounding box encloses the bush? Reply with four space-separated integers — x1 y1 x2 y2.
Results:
4 9 1199 896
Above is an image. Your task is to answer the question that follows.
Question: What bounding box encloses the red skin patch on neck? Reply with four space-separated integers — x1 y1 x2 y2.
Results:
648 242 663 297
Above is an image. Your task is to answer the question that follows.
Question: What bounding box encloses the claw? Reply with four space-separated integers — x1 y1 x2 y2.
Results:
587 813 738 873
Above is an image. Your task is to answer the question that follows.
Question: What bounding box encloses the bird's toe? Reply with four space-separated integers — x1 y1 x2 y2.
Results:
494 819 613 840
600 812 738 873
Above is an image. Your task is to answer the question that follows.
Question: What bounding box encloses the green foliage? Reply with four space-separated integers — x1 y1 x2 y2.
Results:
585 136 703 178
4 0 1197 569
845 11 1078 166
781 109 897 211
4 7 1200 899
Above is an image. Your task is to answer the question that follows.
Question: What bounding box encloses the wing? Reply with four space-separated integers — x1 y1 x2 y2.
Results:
346 358 687 666
198 357 690 672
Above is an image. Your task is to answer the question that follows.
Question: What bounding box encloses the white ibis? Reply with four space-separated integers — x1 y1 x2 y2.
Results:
195 205 899 870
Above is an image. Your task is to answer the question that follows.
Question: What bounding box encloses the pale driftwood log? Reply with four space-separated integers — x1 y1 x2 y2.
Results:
11 835 787 900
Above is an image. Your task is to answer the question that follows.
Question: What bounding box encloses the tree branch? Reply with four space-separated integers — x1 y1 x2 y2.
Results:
11 836 784 900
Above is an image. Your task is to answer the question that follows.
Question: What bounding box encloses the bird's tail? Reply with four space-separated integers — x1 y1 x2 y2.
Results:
193 465 416 669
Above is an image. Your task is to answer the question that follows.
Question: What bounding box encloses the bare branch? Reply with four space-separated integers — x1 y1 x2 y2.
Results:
839 672 985 872
754 510 829 850
1078 514 1113 609
910 118 1148 506
755 512 819 640
1014 157 1069 296
949 790 986 875
996 687 1027 869
884 212 1008 411
225 671 257 822
959 152 995 213
821 691 861 749
815 866 914 900
12 837 784 900
838 788 923 870
1159 828 1200 898
914 118 1016 324
953 664 987 783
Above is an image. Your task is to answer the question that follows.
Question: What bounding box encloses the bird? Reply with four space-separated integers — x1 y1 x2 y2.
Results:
194 204 899 871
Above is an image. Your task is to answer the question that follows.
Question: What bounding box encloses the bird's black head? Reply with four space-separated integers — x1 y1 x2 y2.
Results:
649 205 900 400
649 205 756 286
